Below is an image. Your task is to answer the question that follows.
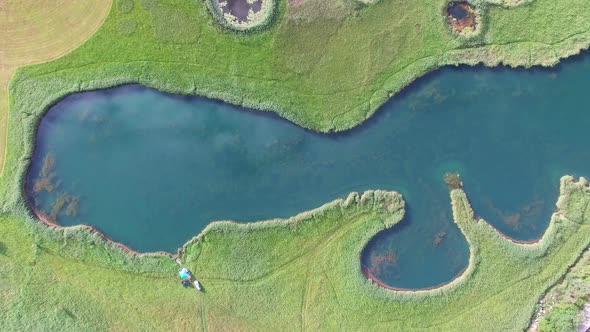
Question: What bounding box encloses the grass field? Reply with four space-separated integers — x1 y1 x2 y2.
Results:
3 0 590 330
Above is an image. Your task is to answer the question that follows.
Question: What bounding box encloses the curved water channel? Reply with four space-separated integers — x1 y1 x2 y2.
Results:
26 54 590 289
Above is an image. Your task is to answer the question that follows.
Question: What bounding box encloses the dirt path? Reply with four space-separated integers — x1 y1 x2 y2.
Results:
0 0 112 175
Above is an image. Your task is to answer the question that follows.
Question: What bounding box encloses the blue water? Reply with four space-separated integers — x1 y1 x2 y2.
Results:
26 54 590 289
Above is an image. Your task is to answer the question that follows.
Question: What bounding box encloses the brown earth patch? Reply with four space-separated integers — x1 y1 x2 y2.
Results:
447 2 477 33
363 265 469 292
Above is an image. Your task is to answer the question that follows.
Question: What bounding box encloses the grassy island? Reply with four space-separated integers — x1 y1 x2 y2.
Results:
3 0 590 330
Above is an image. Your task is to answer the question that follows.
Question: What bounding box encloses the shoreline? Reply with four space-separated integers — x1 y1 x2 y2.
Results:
31 206 176 259
481 220 540 245
361 193 547 292
362 265 469 292
10 25 590 294
25 186 177 259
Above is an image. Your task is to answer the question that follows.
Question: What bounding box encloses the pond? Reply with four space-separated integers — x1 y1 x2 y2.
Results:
25 53 590 289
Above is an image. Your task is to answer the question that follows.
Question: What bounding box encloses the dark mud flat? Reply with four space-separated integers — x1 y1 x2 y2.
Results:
26 54 590 289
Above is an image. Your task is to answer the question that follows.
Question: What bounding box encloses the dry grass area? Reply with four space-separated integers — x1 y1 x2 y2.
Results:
0 0 111 175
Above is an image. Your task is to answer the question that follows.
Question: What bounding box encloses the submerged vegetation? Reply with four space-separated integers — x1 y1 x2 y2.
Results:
32 154 57 193
29 153 81 222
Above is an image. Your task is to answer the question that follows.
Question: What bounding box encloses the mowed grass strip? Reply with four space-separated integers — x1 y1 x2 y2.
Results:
0 68 13 179
1 178 590 330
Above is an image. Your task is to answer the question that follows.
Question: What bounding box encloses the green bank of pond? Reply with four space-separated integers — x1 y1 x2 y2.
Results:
24 54 590 290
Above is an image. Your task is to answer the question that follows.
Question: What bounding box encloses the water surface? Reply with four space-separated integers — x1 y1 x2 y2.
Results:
26 54 590 289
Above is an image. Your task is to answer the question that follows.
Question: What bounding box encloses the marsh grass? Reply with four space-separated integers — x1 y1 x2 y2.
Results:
33 154 56 193
118 0 135 13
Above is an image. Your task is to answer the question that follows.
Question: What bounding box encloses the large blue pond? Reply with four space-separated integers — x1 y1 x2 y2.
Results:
26 54 590 289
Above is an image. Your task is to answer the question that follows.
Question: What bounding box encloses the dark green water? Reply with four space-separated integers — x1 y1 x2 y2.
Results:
26 55 590 289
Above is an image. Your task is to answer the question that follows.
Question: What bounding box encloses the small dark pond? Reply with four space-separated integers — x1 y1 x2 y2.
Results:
219 0 261 22
448 2 470 20
25 53 590 289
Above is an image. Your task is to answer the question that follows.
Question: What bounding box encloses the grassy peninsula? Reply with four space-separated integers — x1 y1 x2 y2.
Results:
2 177 590 330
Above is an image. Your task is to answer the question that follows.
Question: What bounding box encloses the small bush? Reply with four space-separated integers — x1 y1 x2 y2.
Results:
119 0 135 13
118 19 138 36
